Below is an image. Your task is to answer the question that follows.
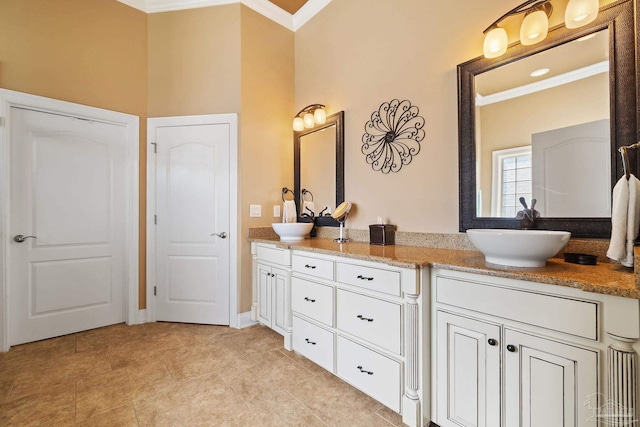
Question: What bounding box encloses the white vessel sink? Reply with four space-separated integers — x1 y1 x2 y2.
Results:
466 229 571 268
272 223 313 242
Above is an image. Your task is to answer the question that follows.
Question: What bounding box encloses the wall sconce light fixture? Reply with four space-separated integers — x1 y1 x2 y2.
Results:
293 104 326 131
483 0 599 58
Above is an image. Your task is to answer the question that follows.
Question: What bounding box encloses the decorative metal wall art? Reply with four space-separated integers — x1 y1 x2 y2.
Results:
361 99 425 174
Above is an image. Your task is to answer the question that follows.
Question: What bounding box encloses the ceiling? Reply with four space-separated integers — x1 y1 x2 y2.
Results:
269 0 307 14
116 0 327 31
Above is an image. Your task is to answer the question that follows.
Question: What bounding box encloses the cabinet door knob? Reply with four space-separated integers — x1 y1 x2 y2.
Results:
507 344 517 353
305 338 316 345
488 338 497 346
304 297 316 302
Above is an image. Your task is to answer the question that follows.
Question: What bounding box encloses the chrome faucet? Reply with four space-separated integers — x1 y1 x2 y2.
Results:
516 197 540 229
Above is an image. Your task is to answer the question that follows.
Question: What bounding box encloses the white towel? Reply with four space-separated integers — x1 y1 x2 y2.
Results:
607 174 640 266
302 201 315 217
282 200 296 223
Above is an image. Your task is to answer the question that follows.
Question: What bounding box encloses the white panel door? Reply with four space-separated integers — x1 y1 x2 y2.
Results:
154 124 230 324
10 107 127 345
504 329 598 427
435 311 501 427
532 119 610 217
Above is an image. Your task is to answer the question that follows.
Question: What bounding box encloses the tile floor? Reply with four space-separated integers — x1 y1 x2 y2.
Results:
0 322 406 426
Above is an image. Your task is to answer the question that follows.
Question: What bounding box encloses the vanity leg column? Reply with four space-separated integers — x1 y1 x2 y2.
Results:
607 335 638 426
403 293 421 427
250 243 258 322
283 266 293 351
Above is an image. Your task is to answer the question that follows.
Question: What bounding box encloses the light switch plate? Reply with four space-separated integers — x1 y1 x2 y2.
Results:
249 205 262 217
273 205 281 217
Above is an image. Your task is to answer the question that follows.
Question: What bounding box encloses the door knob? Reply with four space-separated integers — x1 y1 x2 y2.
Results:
210 232 227 239
507 344 517 353
488 338 498 346
13 235 37 243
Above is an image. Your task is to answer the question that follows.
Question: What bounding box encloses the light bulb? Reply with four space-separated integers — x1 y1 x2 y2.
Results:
303 113 314 128
565 0 599 28
293 117 304 132
520 10 549 45
314 107 326 124
483 27 508 58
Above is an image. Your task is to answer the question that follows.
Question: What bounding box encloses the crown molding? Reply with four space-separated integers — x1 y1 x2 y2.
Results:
293 0 331 31
241 0 293 30
116 0 331 31
116 0 148 12
476 61 609 106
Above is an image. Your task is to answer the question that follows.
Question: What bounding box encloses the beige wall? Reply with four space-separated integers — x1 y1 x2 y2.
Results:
0 0 148 307
239 6 294 311
147 5 242 117
293 0 517 232
478 74 610 216
148 4 294 313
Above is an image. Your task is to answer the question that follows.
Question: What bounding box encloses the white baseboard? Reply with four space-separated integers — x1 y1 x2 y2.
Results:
237 311 258 329
138 309 147 324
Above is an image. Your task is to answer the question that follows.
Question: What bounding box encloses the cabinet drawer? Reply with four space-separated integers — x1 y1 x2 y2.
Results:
256 244 290 266
292 316 335 372
436 275 598 340
336 262 401 296
337 289 402 355
292 254 334 281
291 277 334 327
337 336 401 413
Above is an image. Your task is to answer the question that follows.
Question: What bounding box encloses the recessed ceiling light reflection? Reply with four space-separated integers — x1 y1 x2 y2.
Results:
530 68 550 77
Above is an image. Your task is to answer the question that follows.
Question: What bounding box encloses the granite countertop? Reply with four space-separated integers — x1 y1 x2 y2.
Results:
250 237 640 299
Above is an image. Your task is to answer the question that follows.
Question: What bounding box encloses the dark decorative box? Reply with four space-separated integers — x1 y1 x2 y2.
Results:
369 224 396 246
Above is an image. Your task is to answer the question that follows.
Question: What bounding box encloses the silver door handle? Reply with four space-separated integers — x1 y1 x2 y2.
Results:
14 235 37 243
210 232 227 239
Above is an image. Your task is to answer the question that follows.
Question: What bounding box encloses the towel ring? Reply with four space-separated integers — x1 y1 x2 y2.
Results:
619 141 640 180
282 187 294 202
301 189 314 202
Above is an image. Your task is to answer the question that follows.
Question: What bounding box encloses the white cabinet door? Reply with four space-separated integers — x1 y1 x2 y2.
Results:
257 263 272 327
504 329 598 427
273 267 288 335
435 311 501 427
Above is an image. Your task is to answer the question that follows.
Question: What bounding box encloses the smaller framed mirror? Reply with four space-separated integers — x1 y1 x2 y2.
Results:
294 111 345 226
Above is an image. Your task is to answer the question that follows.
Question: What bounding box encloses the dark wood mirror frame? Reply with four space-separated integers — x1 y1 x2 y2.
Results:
294 111 345 227
458 0 637 238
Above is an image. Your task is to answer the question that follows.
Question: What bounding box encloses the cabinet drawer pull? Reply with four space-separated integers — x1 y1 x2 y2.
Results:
356 275 374 281
357 314 374 322
488 338 497 346
304 264 317 269
357 365 374 375
305 338 316 345
304 297 316 302
507 344 517 353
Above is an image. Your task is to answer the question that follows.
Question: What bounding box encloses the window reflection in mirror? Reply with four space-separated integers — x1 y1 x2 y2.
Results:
474 29 610 218
299 125 336 216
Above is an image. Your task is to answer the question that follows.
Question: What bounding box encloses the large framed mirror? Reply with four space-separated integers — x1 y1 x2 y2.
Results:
458 0 637 238
294 111 345 226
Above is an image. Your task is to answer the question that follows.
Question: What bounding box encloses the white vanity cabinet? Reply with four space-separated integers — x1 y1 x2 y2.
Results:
251 243 292 349
289 251 424 427
431 268 638 427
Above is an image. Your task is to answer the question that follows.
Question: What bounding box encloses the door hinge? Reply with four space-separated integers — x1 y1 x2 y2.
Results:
151 142 157 153
154 215 157 225
154 286 157 296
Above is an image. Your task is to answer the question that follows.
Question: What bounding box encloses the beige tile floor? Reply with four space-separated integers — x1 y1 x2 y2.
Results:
0 322 406 426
